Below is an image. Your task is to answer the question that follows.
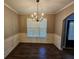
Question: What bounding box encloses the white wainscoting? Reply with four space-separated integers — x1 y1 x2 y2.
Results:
4 33 62 58
4 34 19 58
19 33 62 50
53 34 62 50
19 33 54 43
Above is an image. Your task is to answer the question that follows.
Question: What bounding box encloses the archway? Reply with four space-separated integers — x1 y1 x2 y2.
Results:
61 13 74 49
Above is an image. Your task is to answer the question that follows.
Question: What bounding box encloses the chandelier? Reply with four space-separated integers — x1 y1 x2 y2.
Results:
31 0 44 22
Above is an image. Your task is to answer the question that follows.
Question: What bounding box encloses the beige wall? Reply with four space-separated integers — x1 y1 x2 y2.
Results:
4 6 19 38
53 4 74 50
46 14 55 33
55 4 74 36
19 14 55 33
19 15 27 33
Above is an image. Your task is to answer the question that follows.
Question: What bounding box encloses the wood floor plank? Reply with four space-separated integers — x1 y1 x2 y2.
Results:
5 43 74 59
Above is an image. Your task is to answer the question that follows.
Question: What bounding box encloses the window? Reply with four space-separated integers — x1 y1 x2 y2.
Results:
27 18 47 38
68 21 74 40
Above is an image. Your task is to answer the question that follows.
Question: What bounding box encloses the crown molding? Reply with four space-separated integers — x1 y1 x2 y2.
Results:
4 3 18 14
4 1 74 15
55 1 74 14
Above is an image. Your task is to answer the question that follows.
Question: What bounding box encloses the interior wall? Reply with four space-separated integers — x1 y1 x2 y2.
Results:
46 14 55 33
53 4 74 50
4 6 20 57
19 14 55 33
55 4 74 36
4 6 19 39
19 15 27 33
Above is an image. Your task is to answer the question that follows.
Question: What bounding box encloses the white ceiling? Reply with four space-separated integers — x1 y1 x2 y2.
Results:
4 0 73 14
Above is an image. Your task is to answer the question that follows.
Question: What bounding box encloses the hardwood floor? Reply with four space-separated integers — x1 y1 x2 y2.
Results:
5 43 74 59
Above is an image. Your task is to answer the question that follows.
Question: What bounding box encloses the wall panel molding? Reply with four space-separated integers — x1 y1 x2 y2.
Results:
4 34 19 58
19 33 62 50
4 33 62 58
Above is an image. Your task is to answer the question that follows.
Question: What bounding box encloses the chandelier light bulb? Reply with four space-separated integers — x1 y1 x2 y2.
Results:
31 14 34 18
30 0 45 22
41 13 44 16
34 12 37 16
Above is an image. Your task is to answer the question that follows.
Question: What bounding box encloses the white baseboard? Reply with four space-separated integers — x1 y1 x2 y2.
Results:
4 34 19 58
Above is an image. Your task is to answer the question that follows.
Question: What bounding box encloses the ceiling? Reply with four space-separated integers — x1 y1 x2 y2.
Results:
4 0 73 14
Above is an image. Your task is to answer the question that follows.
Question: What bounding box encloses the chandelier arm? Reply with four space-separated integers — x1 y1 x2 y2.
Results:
37 1 39 21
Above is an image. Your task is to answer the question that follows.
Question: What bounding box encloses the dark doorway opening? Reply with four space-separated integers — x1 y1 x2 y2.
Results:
62 13 74 49
66 20 74 48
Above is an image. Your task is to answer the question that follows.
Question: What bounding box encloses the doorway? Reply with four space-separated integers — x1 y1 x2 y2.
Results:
62 13 74 48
